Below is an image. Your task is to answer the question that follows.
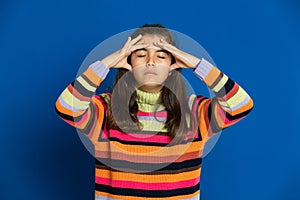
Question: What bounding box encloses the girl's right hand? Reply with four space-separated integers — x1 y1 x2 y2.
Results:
101 34 148 71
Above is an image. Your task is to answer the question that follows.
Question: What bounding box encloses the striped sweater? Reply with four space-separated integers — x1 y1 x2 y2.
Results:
55 59 253 200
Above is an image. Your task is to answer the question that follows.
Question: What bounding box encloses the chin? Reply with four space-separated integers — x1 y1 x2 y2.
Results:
138 82 163 92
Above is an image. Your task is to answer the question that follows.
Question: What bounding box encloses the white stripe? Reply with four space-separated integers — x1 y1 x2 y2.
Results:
138 116 166 121
89 61 110 79
194 58 213 80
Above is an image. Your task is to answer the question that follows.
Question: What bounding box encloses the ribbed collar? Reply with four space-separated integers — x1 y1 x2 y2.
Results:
136 89 162 105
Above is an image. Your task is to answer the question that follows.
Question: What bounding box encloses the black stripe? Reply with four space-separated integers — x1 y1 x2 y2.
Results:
225 107 253 121
210 72 223 89
95 157 202 173
105 137 196 146
81 73 98 88
71 80 94 97
215 77 235 97
193 96 209 141
95 183 200 197
209 99 223 133
80 102 97 134
95 161 202 175
54 105 89 123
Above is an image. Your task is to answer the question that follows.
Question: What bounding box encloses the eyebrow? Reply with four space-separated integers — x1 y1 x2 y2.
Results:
134 48 171 55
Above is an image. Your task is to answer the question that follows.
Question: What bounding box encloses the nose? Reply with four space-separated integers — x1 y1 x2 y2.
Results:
146 63 155 67
146 56 155 67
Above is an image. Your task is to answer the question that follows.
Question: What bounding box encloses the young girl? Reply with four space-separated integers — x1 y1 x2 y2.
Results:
55 24 253 200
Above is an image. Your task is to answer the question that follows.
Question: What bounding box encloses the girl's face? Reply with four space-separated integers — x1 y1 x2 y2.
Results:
130 34 172 93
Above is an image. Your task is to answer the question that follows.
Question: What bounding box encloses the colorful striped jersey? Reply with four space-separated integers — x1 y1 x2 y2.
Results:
55 59 253 199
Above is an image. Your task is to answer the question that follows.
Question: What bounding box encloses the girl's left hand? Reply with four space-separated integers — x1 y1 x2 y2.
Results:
154 39 201 70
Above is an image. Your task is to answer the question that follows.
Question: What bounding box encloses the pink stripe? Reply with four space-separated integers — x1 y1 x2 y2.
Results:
95 176 199 190
137 110 167 118
102 129 171 143
193 96 205 113
76 111 89 126
217 106 242 124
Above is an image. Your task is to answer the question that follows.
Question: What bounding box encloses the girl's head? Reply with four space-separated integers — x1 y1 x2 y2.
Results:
127 25 176 92
108 24 195 141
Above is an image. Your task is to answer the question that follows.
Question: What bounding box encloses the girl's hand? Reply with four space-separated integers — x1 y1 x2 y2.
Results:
153 39 201 70
101 35 149 71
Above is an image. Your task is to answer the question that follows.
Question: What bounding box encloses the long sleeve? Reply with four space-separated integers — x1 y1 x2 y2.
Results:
55 61 110 143
193 58 254 140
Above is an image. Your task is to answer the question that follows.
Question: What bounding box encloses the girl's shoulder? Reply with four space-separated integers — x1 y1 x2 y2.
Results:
96 92 112 105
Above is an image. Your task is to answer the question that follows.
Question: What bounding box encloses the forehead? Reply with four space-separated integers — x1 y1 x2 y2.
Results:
141 34 165 49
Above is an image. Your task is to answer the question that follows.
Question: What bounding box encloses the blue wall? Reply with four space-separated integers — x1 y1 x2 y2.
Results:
1 0 299 199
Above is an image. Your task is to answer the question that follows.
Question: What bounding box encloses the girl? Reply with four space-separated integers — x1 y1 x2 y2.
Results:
55 24 253 200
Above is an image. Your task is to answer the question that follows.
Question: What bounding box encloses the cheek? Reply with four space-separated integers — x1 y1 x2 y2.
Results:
132 67 144 81
130 56 145 67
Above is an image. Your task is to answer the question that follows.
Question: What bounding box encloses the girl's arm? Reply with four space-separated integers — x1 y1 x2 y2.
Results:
55 35 147 142
55 61 110 142
154 39 254 141
193 58 254 140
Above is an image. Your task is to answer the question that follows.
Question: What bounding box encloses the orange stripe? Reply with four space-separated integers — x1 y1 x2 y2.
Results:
89 98 105 143
214 104 225 129
55 99 86 117
227 98 254 116
94 140 201 156
203 67 221 87
95 167 201 183
95 190 200 200
197 99 211 142
83 68 103 86
95 145 204 164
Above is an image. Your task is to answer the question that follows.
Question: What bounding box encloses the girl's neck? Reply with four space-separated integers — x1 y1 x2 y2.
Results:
138 85 162 93
136 88 162 105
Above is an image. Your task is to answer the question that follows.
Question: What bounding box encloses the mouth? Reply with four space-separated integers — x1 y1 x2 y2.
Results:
144 71 158 75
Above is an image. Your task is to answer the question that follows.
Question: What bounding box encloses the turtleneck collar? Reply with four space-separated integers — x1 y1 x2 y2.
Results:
136 88 162 105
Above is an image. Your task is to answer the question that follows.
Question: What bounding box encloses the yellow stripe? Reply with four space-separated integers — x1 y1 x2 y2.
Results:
139 119 167 132
222 87 249 109
212 74 228 93
61 88 90 110
137 103 165 112
77 76 96 92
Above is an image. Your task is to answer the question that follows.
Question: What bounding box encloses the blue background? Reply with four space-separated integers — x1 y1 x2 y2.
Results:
1 0 300 199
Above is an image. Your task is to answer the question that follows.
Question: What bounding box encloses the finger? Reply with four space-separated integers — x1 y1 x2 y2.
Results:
130 43 149 52
154 40 178 55
126 34 143 52
130 34 143 45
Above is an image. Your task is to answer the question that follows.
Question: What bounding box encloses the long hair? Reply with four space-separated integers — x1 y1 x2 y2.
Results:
106 24 196 141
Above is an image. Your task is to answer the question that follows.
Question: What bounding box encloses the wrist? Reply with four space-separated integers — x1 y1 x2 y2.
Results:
192 58 201 68
100 58 111 68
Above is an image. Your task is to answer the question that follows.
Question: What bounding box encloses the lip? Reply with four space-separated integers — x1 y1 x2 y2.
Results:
144 71 158 75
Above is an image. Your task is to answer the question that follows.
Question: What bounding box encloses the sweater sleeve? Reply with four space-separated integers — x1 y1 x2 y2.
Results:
193 58 254 140
55 61 110 143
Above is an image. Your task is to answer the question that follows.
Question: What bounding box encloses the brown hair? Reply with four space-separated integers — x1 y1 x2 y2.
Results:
106 24 196 141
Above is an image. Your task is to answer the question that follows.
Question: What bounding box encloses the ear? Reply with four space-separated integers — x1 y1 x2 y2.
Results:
171 55 176 65
170 63 180 70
